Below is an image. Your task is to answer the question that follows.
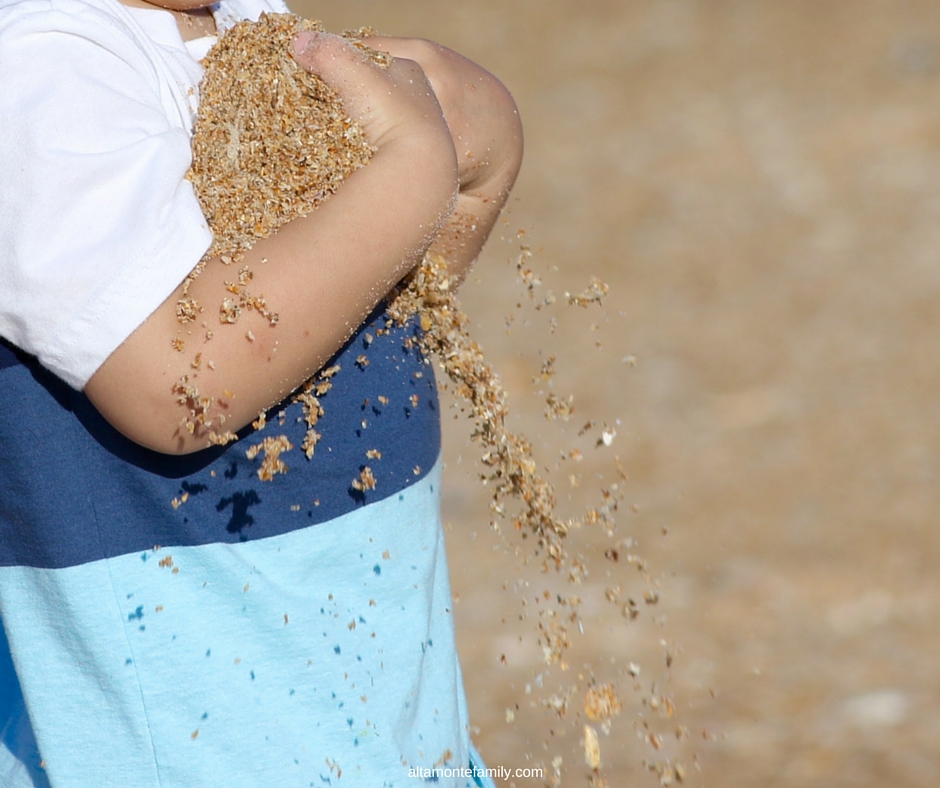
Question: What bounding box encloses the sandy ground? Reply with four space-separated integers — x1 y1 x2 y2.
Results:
294 1 940 785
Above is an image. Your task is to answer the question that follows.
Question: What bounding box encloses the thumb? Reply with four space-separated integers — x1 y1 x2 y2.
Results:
290 31 447 152
290 31 379 121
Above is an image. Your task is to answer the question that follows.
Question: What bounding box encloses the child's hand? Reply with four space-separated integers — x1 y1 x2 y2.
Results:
290 32 456 165
364 37 524 277
364 37 523 195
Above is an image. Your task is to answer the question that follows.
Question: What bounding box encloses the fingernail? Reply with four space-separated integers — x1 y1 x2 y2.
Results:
290 30 323 57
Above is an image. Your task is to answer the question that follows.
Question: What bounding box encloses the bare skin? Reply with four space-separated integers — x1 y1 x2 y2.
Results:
366 37 524 279
118 0 217 40
85 4 523 455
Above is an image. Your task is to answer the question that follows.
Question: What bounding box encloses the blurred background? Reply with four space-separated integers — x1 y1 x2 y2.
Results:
295 1 940 785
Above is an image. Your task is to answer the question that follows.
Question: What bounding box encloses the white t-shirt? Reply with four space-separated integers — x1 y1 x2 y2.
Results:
0 0 286 390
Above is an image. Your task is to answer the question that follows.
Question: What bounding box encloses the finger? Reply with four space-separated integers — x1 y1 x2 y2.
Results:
361 37 451 97
290 32 381 119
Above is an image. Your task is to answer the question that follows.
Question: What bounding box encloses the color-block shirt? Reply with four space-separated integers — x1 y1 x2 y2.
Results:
0 0 490 784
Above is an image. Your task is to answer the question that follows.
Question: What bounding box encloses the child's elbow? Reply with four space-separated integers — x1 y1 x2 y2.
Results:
84 374 205 456
84 342 217 456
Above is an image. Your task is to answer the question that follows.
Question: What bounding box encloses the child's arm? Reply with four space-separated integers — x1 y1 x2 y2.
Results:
367 37 525 280
84 33 458 455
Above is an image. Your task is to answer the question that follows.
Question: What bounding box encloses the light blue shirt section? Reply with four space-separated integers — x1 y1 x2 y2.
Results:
0 460 489 787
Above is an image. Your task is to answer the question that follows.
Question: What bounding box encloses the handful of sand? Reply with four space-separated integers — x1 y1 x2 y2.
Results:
189 13 386 260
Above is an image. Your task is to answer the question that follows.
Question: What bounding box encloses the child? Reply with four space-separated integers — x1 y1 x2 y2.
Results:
0 0 523 784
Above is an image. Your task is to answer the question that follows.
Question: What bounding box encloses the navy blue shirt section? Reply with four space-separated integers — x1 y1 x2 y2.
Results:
0 310 440 569
0 338 19 371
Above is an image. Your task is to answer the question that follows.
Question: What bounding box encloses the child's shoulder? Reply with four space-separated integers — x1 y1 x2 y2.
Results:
0 0 123 21
0 0 288 41
0 0 140 45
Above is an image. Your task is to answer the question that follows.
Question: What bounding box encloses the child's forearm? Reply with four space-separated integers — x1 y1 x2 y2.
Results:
84 36 458 455
426 156 522 282
85 137 455 454
423 72 523 280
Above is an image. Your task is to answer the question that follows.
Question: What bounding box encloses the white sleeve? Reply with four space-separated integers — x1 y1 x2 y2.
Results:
213 0 290 31
0 0 213 390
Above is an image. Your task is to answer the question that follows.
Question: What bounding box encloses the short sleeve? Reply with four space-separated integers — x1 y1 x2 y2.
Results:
0 0 213 389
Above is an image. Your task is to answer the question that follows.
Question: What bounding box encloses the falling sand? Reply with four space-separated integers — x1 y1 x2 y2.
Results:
186 13 686 784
